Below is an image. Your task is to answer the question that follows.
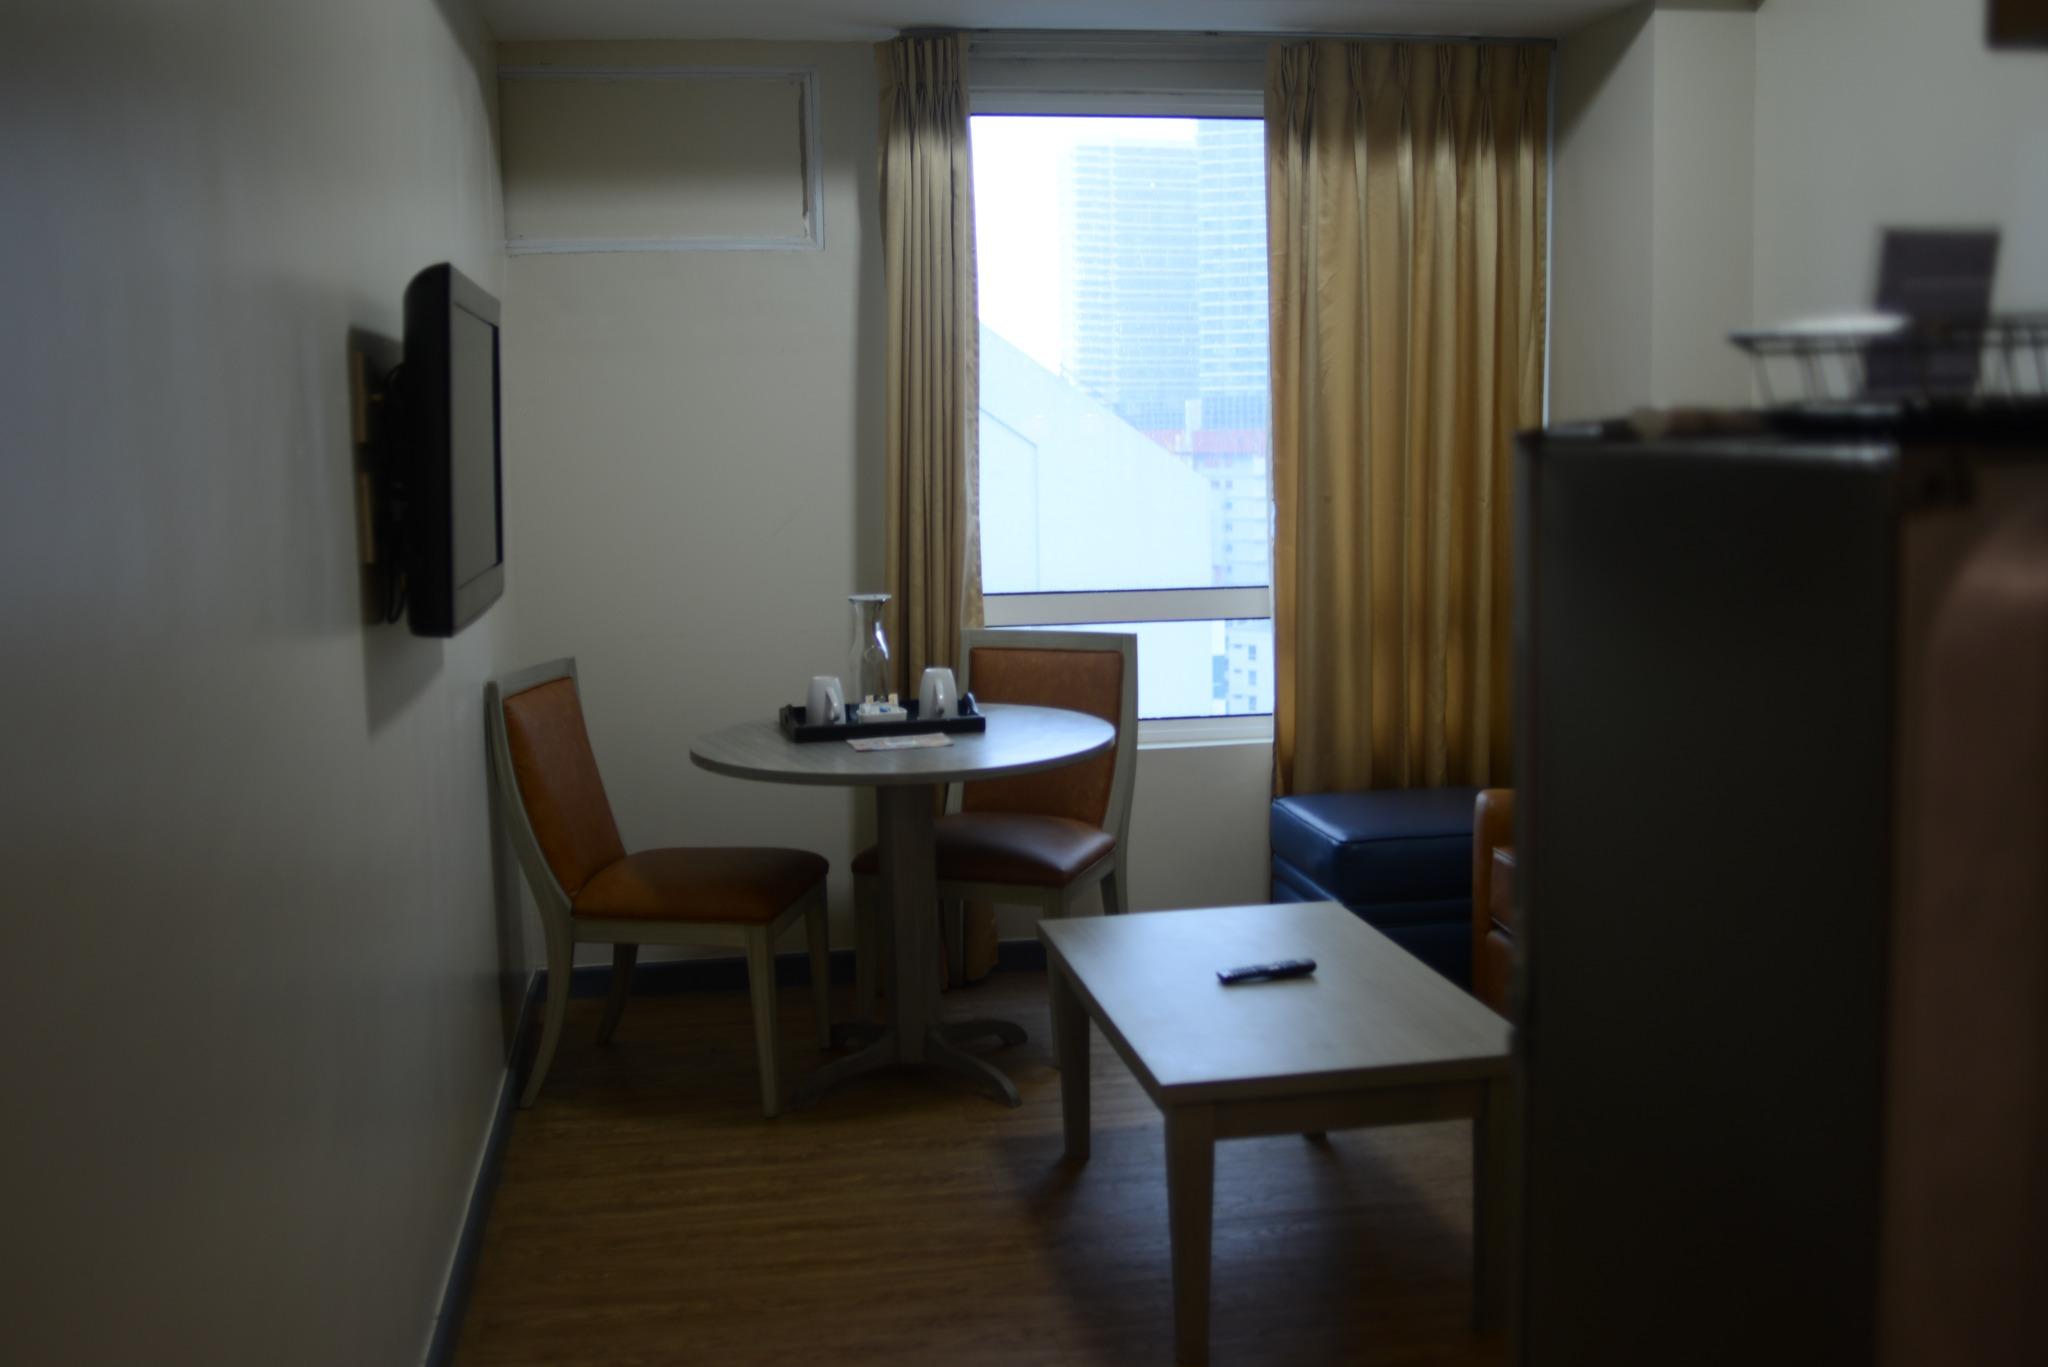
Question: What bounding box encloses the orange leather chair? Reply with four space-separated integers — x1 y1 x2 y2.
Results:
1472 788 1516 1016
486 659 831 1117
851 629 1137 1005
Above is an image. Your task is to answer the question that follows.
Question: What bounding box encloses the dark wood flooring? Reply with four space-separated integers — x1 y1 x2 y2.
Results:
454 968 1504 1367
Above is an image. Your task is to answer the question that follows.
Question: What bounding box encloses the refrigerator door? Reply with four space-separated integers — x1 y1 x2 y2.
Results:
1514 433 1899 1365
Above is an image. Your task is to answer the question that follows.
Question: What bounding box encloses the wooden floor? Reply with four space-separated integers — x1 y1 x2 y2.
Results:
455 969 1506 1367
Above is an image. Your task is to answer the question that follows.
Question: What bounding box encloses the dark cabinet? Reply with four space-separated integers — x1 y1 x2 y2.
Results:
1512 406 2047 1366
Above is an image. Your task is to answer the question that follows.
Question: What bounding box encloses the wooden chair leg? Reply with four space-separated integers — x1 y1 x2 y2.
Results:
854 877 878 1023
804 890 831 1050
1100 857 1126 916
596 942 637 1045
945 899 967 986
876 901 896 1002
1048 888 1071 1069
522 919 574 1109
745 930 782 1118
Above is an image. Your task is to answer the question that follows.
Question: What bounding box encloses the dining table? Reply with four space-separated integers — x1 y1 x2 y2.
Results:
689 702 1115 1106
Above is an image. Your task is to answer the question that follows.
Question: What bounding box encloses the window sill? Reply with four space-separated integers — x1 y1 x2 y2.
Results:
1138 714 1274 750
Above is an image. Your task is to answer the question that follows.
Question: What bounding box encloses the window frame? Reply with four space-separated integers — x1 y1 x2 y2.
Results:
969 61 1275 741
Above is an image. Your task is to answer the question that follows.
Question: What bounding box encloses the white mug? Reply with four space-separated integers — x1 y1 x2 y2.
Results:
917 666 958 720
807 674 846 726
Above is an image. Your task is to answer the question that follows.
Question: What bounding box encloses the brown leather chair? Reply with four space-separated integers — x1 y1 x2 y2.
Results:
486 659 831 1117
850 629 1137 1009
1472 788 1516 1016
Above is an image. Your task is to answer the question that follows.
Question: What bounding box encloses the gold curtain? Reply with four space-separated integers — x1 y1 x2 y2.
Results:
876 34 983 696
876 35 994 984
1266 41 1549 796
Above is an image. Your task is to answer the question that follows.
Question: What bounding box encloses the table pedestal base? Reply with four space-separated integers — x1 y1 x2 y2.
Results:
690 704 1115 1114
792 784 1028 1109
929 1021 1027 1105
793 1022 1028 1109
830 1019 887 1050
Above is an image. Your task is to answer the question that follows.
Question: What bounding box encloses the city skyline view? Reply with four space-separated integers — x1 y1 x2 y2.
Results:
973 115 1274 716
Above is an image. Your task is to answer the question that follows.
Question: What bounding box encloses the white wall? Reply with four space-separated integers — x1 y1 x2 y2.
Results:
1551 2 1656 421
1647 4 1754 403
499 40 1279 959
1556 0 2048 421
0 2 514 1363
1131 741 1277 908
497 41 883 963
1752 0 2048 321
1551 1 1757 420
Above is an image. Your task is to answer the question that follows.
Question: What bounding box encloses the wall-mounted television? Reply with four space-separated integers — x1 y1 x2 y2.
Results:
1989 0 2048 48
399 263 504 637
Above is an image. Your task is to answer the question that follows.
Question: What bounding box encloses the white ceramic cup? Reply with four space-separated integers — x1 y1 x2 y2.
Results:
807 675 845 726
917 666 958 720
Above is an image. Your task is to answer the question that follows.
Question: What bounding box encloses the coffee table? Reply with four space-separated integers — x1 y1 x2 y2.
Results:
1039 901 1514 1364
691 702 1113 1106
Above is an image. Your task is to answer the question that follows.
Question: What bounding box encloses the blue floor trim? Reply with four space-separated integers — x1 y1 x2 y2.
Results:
423 972 536 1367
539 938 1049 999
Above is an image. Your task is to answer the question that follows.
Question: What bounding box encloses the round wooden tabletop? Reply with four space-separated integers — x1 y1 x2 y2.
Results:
689 702 1114 788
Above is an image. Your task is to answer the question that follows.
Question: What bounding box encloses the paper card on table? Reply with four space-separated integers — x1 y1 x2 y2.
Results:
845 733 954 752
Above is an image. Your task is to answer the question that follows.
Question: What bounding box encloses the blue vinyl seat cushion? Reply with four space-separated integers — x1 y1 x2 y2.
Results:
1270 788 1479 916
1270 787 1480 988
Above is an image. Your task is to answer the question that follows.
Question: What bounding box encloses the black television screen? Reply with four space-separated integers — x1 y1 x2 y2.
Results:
402 262 504 637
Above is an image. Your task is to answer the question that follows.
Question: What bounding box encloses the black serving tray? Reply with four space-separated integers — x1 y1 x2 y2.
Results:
779 692 988 743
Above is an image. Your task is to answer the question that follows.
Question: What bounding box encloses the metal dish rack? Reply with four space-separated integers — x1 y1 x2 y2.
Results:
1730 312 2048 406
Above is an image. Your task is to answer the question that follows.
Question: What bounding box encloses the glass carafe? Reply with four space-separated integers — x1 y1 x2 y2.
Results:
846 593 893 705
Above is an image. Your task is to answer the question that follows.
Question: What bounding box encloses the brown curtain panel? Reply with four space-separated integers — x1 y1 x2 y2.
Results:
876 34 983 697
875 35 993 984
1266 41 1549 796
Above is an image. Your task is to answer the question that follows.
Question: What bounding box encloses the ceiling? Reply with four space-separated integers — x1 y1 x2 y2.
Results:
478 0 1634 43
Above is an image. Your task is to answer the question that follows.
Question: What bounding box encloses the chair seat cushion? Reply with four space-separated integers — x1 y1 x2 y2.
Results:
851 813 1116 888
572 847 827 923
1269 787 1479 907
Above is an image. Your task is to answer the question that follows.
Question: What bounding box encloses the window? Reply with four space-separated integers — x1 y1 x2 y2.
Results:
973 114 1272 722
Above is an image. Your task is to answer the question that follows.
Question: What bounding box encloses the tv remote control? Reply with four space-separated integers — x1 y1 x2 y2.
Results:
1217 958 1317 985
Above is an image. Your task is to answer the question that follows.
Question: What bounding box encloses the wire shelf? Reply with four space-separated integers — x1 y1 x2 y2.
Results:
1730 312 2048 406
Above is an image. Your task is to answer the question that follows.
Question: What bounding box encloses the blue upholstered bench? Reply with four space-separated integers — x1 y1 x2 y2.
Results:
1270 787 1479 988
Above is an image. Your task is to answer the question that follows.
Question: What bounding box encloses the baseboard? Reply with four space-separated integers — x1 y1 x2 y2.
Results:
545 945 857 998
421 970 536 1367
995 937 1046 973
539 937 1049 998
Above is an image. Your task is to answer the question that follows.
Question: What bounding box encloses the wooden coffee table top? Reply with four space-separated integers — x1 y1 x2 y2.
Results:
1040 902 1510 1106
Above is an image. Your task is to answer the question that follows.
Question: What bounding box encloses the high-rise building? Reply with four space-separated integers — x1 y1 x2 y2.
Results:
1061 140 1201 434
1061 120 1272 713
1192 120 1272 671
1194 119 1268 435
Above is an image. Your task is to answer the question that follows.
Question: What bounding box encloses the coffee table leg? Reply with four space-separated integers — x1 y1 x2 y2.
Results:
1165 1105 1216 1365
874 784 937 1064
1473 1075 1514 1331
1050 958 1090 1161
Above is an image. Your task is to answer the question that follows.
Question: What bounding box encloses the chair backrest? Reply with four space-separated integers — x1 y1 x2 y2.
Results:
956 629 1138 845
484 659 627 916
